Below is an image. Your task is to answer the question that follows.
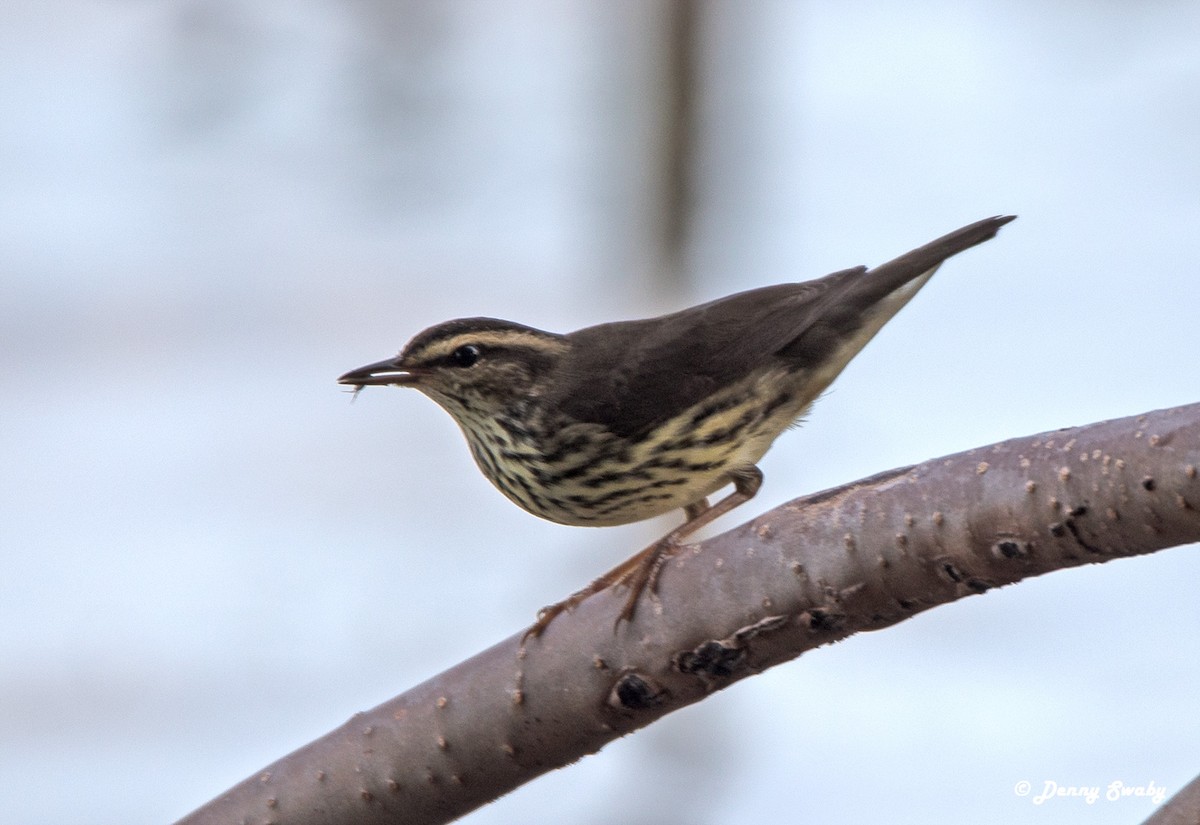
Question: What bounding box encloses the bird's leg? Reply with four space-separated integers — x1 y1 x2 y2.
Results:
523 548 669 641
682 498 712 522
614 465 763 625
522 467 763 641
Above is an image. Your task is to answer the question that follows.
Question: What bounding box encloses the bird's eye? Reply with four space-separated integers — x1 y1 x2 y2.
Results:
450 344 482 367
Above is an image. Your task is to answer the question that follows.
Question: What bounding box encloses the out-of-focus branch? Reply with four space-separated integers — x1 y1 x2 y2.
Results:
176 403 1200 825
656 0 698 291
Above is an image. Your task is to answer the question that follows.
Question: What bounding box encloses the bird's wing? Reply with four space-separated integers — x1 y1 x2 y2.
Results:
554 216 1014 437
553 273 863 438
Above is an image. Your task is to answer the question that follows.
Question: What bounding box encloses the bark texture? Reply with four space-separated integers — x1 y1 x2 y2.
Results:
177 403 1200 825
1142 772 1200 825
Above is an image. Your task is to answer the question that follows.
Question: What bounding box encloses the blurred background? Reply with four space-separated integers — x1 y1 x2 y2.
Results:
2 2 1198 823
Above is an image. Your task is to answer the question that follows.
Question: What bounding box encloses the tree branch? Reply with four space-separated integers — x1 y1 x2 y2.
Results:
1143 771 1200 824
176 403 1200 825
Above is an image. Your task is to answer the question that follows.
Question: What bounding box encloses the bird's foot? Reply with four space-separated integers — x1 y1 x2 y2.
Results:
521 536 681 642
613 537 677 629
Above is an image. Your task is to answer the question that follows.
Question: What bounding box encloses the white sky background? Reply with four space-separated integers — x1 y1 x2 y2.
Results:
2 2 1198 823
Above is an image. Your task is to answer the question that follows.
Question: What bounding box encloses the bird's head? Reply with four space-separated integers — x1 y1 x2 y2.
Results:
338 318 568 424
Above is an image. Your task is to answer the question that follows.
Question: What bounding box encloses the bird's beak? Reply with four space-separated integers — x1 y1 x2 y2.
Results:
337 357 423 387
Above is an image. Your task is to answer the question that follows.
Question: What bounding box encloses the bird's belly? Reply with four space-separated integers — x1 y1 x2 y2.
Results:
468 370 814 528
464 423 732 529
547 448 735 527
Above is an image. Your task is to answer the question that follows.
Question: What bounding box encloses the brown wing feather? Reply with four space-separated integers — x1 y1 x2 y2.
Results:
553 273 861 437
553 216 1014 437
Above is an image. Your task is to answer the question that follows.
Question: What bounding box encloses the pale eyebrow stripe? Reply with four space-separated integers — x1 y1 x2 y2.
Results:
415 330 568 360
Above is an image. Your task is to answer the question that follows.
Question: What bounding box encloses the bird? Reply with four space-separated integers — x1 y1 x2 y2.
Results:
339 215 1015 639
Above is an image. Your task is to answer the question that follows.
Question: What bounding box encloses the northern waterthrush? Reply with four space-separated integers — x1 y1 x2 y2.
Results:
340 215 1015 637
